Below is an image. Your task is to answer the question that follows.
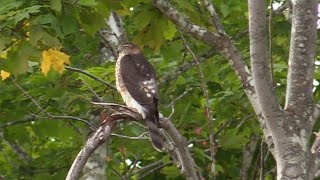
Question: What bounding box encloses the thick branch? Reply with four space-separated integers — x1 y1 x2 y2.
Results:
153 0 276 156
202 0 225 33
86 102 203 179
284 0 317 119
153 0 252 93
248 0 283 131
66 124 113 180
161 117 204 180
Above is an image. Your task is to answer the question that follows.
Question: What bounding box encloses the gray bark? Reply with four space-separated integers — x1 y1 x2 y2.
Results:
248 0 318 179
80 12 125 180
154 0 319 178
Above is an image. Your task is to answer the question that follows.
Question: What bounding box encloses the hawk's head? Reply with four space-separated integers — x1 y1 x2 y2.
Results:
117 43 141 55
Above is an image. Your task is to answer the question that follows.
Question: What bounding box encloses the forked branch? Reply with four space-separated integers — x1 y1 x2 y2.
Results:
66 102 203 180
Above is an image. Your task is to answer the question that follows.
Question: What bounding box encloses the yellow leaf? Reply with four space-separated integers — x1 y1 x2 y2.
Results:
0 51 7 59
1 70 10 80
41 48 70 76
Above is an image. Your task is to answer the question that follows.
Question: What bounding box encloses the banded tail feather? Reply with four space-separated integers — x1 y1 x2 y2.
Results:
145 113 164 151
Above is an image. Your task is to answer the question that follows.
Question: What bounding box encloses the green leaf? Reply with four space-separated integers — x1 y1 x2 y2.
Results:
61 15 78 35
171 0 195 12
50 0 62 12
134 7 158 29
5 43 36 75
163 20 176 40
0 36 11 52
31 13 57 25
220 3 231 17
77 0 96 6
219 129 249 150
79 10 105 35
0 0 23 14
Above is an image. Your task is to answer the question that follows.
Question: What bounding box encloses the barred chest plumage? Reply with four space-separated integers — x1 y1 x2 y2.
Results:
115 54 147 118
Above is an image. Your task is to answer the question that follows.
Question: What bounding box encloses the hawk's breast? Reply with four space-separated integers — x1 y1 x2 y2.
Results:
116 54 147 118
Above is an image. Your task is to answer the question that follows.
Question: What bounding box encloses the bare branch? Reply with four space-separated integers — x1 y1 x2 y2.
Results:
166 88 191 108
259 140 265 180
135 159 164 174
111 132 150 140
153 0 276 158
30 113 96 131
161 117 204 180
284 0 317 120
240 134 258 180
11 80 97 130
0 115 35 129
153 0 253 94
65 66 116 90
269 0 274 85
248 0 284 132
66 101 203 179
180 32 216 179
66 124 114 180
138 162 173 179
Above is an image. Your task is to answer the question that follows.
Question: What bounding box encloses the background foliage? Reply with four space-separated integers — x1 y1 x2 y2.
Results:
0 0 316 179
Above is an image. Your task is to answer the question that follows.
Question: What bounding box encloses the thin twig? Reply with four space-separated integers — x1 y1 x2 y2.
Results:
128 154 140 178
111 132 150 140
166 88 192 107
138 162 173 179
0 115 35 129
29 113 96 131
121 146 129 180
81 79 103 102
135 159 164 174
110 166 125 180
65 66 116 90
11 79 97 130
240 134 258 180
180 32 216 179
269 0 274 86
12 79 50 116
260 140 265 180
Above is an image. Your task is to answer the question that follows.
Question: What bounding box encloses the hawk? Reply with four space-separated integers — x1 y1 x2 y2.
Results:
115 42 164 151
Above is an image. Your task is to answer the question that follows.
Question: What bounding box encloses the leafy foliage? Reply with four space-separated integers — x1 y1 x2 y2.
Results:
0 0 313 179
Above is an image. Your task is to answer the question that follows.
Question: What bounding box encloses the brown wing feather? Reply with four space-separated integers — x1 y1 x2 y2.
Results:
119 54 163 151
120 54 159 105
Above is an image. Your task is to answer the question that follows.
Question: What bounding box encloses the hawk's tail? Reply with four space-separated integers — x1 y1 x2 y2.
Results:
145 114 164 152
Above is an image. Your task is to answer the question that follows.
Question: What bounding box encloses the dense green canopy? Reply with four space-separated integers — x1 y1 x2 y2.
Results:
0 0 317 179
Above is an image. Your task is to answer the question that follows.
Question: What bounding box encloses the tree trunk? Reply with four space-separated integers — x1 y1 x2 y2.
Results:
248 0 318 179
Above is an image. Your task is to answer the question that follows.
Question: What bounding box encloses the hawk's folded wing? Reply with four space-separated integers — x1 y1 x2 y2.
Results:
119 54 159 106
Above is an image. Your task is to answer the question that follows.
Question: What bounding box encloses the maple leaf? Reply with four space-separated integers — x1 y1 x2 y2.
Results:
1 70 10 80
41 48 70 76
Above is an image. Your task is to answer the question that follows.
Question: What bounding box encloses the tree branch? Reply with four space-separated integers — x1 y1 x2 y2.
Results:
66 123 114 180
240 134 258 180
65 66 116 90
284 0 317 122
161 117 204 180
153 0 276 156
66 102 203 179
153 0 252 93
180 33 216 179
202 0 225 33
248 0 284 135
